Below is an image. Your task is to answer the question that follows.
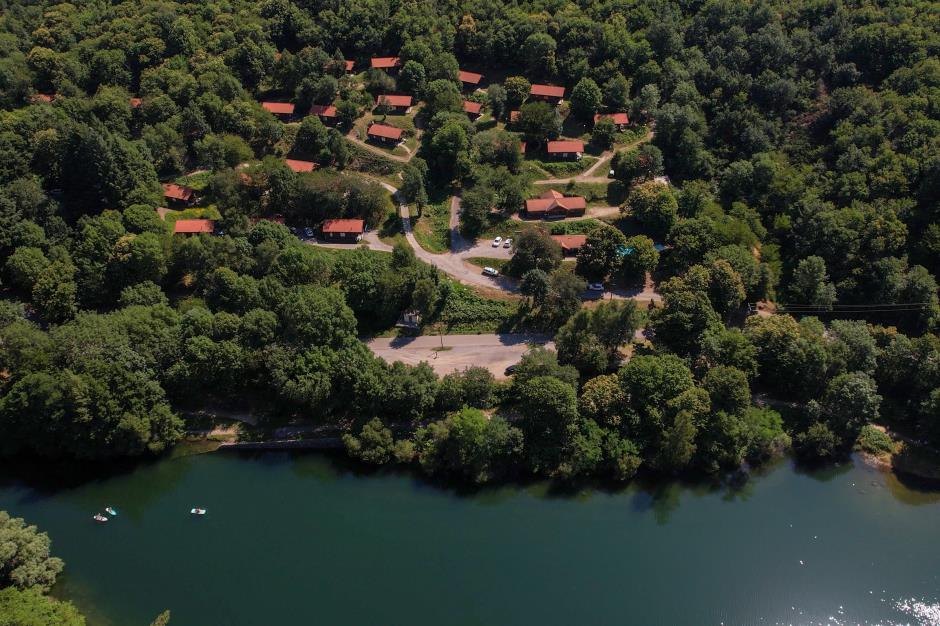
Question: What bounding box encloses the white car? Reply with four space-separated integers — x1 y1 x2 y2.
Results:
588 282 605 291
609 169 615 177
503 238 513 248
482 266 499 277
492 236 502 247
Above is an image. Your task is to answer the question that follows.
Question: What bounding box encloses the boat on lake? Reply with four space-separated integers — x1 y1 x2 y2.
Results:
105 507 117 516
93 514 108 523
190 508 207 515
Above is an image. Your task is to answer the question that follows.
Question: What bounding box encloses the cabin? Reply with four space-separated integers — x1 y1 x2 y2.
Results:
458 70 483 90
162 183 196 205
173 219 215 235
31 93 56 104
529 84 565 104
375 94 412 114
344 60 355 73
551 234 588 256
261 102 295 118
463 100 482 120
367 123 403 145
593 112 629 129
309 103 338 124
525 190 586 219
546 140 584 160
285 159 317 173
322 218 364 242
129 97 142 108
370 57 401 72
509 110 520 123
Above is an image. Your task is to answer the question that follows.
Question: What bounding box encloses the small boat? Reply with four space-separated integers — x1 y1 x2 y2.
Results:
93 514 108 523
190 508 207 515
105 507 117 516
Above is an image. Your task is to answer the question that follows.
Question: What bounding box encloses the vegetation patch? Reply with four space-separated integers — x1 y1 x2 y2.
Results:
412 196 451 253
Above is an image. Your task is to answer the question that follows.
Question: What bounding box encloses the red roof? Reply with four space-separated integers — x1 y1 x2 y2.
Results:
129 97 142 108
345 60 355 72
262 102 295 115
458 70 483 85
520 141 527 154
173 219 214 234
526 190 586 215
309 104 337 117
509 110 520 122
285 159 317 173
162 183 194 202
377 94 412 108
367 124 403 140
594 112 629 125
463 100 482 115
322 218 365 234
32 93 55 103
370 57 401 69
547 140 584 154
530 84 565 99
551 234 587 252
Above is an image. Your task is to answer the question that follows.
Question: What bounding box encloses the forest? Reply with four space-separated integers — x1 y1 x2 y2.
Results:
0 0 938 493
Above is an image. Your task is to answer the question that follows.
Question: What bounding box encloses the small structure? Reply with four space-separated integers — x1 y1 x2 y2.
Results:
463 100 482 119
520 141 527 155
261 101 295 118
173 219 214 235
129 97 143 108
367 123 403 144
529 84 565 104
376 94 412 114
370 57 401 71
162 183 195 205
546 140 584 160
309 103 338 123
525 190 586 219
551 234 588 256
594 112 629 129
322 218 364 241
285 159 317 173
31 93 56 104
458 70 483 89
509 110 520 123
344 60 355 73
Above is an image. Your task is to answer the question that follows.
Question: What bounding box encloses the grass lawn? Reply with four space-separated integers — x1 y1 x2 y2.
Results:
412 194 451 253
477 213 606 240
532 180 629 207
354 109 421 156
345 142 404 182
466 257 509 272
173 171 213 190
162 205 222 232
525 155 597 178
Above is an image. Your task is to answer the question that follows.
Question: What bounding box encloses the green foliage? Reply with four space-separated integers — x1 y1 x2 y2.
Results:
855 425 895 455
0 512 63 592
0 587 85 626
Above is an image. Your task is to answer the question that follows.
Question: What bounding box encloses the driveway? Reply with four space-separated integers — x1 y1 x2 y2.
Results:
367 333 554 377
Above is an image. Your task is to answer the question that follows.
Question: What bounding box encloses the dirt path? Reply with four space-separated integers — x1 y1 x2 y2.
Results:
368 333 553 377
345 132 414 163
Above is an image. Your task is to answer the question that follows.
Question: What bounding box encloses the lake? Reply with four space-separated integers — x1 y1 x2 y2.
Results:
1 451 938 626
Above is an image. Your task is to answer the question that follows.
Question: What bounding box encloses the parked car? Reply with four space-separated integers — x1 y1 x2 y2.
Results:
504 364 518 376
492 236 502 247
503 238 513 248
588 282 605 291
609 169 615 177
482 266 499 277
303 227 314 239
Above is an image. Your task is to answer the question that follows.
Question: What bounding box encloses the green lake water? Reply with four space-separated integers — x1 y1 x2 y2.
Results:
1 451 939 626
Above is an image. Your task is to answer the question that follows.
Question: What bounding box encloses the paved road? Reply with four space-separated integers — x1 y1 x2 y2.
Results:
367 333 554 377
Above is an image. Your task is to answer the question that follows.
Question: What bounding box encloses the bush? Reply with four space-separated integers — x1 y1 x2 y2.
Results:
855 425 895 455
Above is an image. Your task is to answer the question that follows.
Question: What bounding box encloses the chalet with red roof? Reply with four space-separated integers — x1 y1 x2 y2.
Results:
31 93 55 104
529 84 565 104
129 97 142 108
370 57 401 72
345 60 355 73
376 94 412 114
458 70 483 89
594 112 629 129
463 100 482 119
162 183 196 205
173 219 215 235
309 103 338 123
322 218 364 241
525 190 586 219
285 159 317 173
367 123 403 144
551 234 588 256
546 140 584 160
261 102 295 118
509 110 520 123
